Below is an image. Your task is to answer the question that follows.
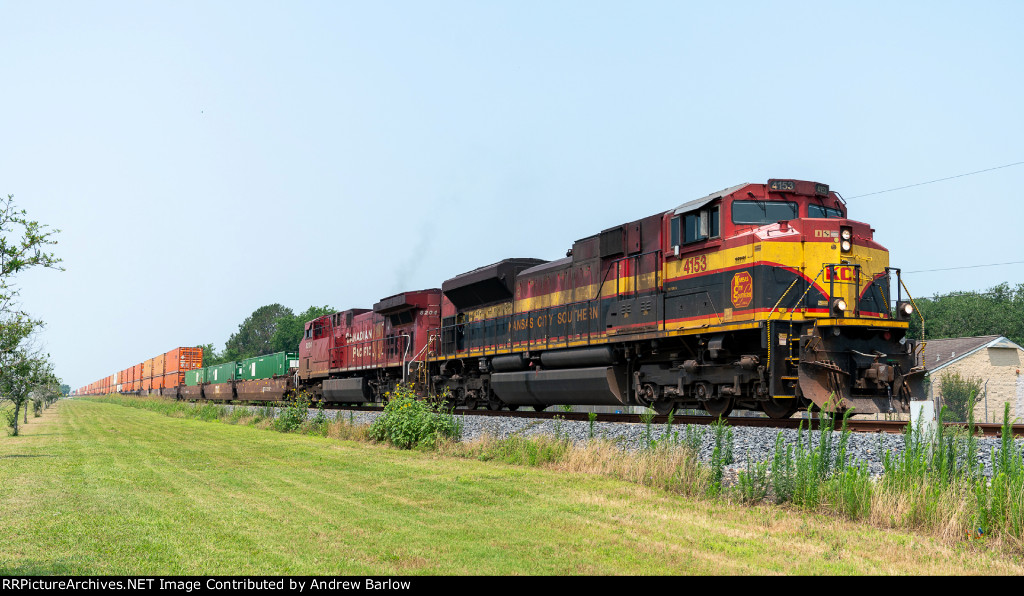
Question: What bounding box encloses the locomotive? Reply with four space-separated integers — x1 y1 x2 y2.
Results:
293 179 926 418
81 179 926 418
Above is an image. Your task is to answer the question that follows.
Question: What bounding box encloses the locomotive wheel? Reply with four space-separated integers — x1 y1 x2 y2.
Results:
487 397 503 411
507 404 520 411
703 397 734 419
533 405 547 412
652 400 675 415
464 399 478 410
761 396 798 419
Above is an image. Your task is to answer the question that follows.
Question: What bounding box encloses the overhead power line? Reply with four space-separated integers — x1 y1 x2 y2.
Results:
905 260 1024 274
846 161 1024 199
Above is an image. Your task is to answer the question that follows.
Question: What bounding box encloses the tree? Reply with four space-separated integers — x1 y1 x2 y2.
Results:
198 342 220 367
224 304 294 359
908 282 1024 346
937 370 983 423
0 195 62 312
0 195 62 434
1 342 55 435
270 305 335 353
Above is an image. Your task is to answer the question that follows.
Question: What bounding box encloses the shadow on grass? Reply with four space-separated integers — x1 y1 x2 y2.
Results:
0 454 55 459
1 560 83 575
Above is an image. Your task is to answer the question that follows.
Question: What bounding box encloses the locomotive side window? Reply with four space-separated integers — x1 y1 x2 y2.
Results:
731 200 798 225
684 213 701 243
808 204 844 218
671 206 720 247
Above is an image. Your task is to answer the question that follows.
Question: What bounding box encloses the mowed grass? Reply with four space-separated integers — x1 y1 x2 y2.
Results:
2 400 1023 575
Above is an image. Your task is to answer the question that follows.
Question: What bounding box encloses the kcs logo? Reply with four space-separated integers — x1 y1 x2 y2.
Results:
731 272 753 308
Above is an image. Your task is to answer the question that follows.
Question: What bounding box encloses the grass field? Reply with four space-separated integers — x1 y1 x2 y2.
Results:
2 399 1022 575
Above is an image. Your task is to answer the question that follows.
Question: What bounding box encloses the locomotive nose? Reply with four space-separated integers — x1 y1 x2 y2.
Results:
797 326 924 414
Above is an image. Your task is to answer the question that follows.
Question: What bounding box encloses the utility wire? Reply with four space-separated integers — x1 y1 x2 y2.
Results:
905 260 1024 274
846 161 1024 199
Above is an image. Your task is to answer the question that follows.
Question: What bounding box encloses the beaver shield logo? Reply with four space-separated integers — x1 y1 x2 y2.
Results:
731 272 753 308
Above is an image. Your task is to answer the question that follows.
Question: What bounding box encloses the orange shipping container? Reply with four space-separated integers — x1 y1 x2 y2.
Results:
154 353 165 378
164 371 183 388
165 347 202 373
143 358 154 380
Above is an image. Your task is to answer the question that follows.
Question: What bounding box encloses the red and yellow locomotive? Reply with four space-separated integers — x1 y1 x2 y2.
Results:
299 179 925 417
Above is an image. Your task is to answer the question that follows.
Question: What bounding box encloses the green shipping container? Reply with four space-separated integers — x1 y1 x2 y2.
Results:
239 351 299 380
185 368 206 386
207 362 237 384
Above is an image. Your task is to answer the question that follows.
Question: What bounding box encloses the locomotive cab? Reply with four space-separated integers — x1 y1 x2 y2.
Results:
662 179 924 415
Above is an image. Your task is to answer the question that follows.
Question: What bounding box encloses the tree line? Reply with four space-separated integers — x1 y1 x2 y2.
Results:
907 282 1024 346
0 195 64 435
200 304 335 367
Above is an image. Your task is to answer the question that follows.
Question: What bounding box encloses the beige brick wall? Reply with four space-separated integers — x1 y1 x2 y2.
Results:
930 347 1023 423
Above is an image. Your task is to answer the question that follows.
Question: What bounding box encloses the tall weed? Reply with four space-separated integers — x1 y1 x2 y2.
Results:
368 385 463 449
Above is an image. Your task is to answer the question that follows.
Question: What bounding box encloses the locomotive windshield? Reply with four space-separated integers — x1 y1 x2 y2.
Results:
731 200 798 225
808 204 844 218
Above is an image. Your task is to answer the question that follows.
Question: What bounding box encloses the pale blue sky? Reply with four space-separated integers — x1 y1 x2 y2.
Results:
2 1 1021 388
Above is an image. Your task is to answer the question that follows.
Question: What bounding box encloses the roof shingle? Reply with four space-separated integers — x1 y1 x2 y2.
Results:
924 335 1003 371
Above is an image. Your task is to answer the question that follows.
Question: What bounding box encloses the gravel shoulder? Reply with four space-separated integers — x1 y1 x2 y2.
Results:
245 405 1024 478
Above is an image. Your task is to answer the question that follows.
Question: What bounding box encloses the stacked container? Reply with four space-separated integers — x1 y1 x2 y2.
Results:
163 347 202 389
80 346 204 397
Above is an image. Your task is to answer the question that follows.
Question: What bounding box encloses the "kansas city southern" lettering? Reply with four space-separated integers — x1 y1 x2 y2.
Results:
511 306 600 331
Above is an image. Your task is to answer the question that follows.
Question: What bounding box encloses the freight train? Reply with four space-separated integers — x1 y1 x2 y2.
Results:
78 179 926 418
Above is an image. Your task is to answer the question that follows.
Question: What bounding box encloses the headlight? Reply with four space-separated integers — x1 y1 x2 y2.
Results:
832 298 847 314
897 301 914 318
840 226 853 252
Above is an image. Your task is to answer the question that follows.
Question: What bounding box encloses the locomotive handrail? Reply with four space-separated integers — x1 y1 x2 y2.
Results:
898 274 926 361
766 277 801 319
607 249 663 299
785 266 827 321
400 333 411 382
825 262 862 318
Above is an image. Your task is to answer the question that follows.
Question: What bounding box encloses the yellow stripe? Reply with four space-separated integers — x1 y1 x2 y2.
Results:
814 318 910 329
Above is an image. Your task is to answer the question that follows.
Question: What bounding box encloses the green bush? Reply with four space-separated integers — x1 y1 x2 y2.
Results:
274 392 312 433
305 401 330 437
369 385 462 449
4 406 19 436
938 370 982 422
707 417 734 495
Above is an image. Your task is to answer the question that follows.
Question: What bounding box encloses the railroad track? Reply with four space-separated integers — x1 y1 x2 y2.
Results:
315 402 1024 438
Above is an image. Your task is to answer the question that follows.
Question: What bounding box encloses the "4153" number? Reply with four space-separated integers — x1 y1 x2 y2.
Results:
681 255 707 275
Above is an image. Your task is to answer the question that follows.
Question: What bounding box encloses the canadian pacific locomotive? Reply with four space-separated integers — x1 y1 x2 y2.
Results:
295 179 926 418
81 179 927 418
